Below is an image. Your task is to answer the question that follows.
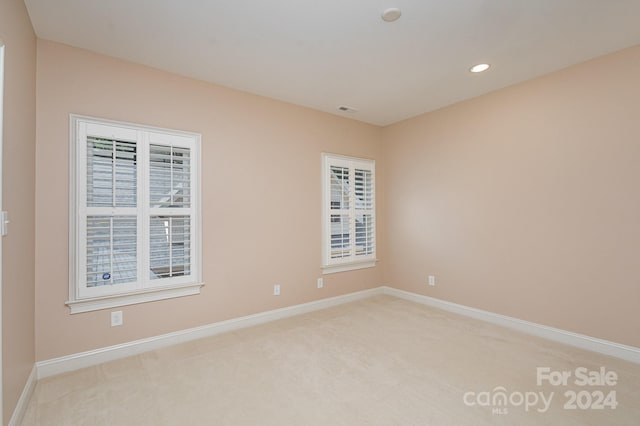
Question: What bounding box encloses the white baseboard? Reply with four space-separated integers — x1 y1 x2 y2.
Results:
35 285 640 382
382 286 640 364
36 287 384 379
8 365 37 426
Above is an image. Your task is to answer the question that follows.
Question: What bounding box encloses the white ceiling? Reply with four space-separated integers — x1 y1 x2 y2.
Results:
24 0 640 126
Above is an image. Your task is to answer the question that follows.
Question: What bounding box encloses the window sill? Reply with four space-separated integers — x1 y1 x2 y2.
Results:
66 282 204 314
322 259 377 275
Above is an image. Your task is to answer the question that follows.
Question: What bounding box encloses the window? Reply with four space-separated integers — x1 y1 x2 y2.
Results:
322 153 376 273
68 115 202 313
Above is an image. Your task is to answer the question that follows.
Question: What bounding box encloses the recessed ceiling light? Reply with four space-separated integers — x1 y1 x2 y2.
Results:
470 63 491 73
381 8 402 22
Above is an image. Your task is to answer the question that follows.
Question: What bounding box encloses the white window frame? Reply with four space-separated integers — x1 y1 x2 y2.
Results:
322 153 376 274
67 115 202 313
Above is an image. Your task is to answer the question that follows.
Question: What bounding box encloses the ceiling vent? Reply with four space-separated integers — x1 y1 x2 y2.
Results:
337 105 357 113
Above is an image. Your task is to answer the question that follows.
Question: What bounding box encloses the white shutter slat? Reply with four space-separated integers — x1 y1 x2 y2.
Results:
149 215 192 280
149 144 192 209
85 216 137 287
330 165 352 259
330 166 350 210
354 168 375 256
86 137 137 208
330 214 351 259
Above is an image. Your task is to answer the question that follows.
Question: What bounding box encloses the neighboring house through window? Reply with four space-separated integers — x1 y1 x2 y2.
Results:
68 115 202 313
322 153 376 273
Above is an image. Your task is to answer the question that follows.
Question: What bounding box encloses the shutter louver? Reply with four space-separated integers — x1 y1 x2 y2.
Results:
330 214 351 259
87 137 137 207
85 135 138 288
86 216 137 287
149 142 193 281
330 166 349 210
355 169 374 256
150 216 191 279
330 166 350 258
150 145 191 208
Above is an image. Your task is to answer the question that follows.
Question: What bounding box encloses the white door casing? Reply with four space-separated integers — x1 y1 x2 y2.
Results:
0 41 6 421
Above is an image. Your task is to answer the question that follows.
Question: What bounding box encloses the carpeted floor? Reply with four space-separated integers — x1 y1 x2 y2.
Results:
22 295 640 425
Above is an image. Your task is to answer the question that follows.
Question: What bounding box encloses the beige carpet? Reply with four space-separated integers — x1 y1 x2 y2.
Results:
22 295 640 425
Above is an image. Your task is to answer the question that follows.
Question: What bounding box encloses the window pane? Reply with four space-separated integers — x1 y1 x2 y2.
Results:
150 215 191 279
150 145 191 208
330 214 351 259
355 214 374 255
354 169 373 210
330 166 349 210
87 137 137 207
86 216 137 287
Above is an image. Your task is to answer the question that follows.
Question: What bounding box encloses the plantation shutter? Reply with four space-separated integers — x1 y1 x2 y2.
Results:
148 134 195 282
354 168 374 256
72 117 201 306
81 126 140 297
322 154 376 272
330 165 351 259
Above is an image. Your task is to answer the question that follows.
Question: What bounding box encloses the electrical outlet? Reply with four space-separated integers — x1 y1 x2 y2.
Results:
111 311 123 327
317 278 324 289
273 284 281 296
428 275 436 286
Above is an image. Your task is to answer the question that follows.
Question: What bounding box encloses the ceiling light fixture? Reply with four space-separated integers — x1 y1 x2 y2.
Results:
470 63 491 73
381 8 402 22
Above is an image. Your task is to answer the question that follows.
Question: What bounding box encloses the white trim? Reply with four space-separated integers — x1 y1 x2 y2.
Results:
0 41 5 423
8 366 36 426
69 114 201 139
36 285 640 381
66 282 203 314
38 288 383 379
322 259 377 274
381 286 640 364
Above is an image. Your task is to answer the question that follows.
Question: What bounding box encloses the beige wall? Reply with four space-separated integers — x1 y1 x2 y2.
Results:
33 35 640 363
0 0 37 423
35 40 385 361
383 45 640 348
